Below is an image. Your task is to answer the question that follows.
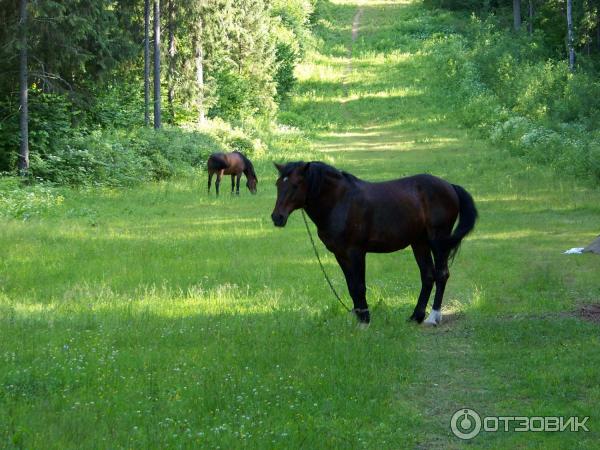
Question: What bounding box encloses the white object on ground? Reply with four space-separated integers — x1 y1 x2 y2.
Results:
564 247 585 254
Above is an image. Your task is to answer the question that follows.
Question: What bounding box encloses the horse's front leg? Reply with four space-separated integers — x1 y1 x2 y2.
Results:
335 250 369 324
207 172 213 194
236 174 241 194
231 175 235 194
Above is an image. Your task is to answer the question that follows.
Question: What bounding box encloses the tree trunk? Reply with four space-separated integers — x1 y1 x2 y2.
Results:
144 0 150 126
167 0 175 124
153 0 162 129
567 0 575 71
18 0 29 175
513 0 521 31
528 0 533 35
597 5 600 52
193 13 205 124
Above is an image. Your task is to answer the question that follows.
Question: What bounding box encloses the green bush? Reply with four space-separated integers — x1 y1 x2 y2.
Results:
589 142 600 181
274 42 299 103
422 15 600 184
206 120 267 157
0 90 72 172
0 177 65 219
28 127 227 187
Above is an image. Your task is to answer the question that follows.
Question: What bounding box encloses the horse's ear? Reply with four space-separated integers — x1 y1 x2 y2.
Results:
274 162 285 174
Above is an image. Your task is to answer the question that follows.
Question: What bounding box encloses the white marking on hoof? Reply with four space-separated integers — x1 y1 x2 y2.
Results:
357 322 370 330
424 309 442 326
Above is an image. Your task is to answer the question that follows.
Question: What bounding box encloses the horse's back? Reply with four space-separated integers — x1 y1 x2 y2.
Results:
208 152 245 173
353 174 459 247
361 174 453 206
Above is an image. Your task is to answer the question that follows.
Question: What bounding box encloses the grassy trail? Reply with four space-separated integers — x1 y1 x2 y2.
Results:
1 0 600 448
294 1 600 448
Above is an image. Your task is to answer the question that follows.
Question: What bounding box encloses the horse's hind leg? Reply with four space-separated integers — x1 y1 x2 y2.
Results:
231 175 235 194
207 172 213 194
215 171 223 196
424 247 450 326
236 174 241 194
409 241 435 323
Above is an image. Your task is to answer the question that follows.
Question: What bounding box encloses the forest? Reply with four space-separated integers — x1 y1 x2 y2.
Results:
1 0 315 187
1 0 599 193
424 0 600 181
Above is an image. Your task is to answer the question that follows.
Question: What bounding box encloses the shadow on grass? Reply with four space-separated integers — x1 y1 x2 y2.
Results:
0 294 428 448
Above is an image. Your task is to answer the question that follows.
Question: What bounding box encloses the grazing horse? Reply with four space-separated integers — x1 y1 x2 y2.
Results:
207 151 258 195
271 161 478 325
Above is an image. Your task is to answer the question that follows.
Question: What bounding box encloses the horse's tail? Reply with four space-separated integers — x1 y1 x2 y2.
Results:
439 184 478 261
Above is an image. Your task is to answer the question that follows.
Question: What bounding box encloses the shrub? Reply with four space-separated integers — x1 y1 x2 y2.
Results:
0 177 64 219
205 120 268 157
422 15 600 184
0 89 72 172
28 127 227 187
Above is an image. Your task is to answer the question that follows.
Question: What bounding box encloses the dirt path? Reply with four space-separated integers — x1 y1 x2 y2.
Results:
343 6 364 88
351 7 364 42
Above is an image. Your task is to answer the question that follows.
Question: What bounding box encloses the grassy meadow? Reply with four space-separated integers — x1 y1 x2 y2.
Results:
2 0 600 448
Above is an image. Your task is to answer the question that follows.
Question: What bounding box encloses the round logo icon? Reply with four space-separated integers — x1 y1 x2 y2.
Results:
451 408 482 440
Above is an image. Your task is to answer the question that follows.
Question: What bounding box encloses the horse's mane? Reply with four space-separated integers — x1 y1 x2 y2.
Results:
280 161 358 199
234 151 257 180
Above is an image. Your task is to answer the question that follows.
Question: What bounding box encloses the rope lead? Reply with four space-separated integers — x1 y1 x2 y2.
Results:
301 210 352 313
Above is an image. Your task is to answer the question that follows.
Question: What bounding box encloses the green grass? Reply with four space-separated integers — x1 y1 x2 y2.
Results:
2 0 600 448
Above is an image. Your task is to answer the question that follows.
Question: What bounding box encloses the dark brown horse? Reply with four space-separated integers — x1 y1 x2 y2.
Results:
207 151 258 195
271 161 478 325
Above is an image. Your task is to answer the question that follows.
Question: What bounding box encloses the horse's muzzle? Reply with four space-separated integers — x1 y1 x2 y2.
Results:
271 212 288 227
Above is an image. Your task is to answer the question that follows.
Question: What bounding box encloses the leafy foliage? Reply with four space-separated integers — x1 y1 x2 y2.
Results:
422 12 600 182
0 0 316 181
0 177 64 219
27 127 229 186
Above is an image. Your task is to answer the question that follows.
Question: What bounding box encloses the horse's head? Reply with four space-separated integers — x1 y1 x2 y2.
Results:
246 176 258 194
271 162 311 227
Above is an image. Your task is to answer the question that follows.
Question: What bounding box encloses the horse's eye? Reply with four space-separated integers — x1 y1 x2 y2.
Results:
283 177 288 182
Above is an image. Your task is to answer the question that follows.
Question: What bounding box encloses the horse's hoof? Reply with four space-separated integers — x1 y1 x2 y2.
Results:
424 309 442 326
409 310 425 323
352 308 370 324
357 321 370 330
